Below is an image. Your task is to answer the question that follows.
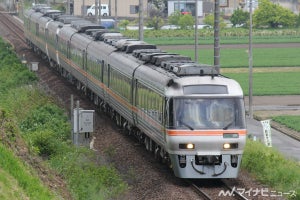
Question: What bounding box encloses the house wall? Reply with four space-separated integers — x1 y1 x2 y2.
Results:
73 0 148 17
168 0 203 17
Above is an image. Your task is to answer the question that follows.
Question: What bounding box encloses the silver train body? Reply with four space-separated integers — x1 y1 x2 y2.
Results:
23 5 247 179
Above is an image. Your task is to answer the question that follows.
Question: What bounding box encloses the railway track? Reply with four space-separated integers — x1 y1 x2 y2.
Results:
188 179 249 200
0 9 27 50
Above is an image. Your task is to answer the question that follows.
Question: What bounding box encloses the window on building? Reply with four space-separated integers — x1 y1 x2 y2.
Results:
130 5 139 14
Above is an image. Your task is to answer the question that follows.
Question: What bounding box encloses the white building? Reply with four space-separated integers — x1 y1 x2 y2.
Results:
167 0 203 17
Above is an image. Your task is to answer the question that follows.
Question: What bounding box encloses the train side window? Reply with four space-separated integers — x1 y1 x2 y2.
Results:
101 60 104 82
35 23 39 36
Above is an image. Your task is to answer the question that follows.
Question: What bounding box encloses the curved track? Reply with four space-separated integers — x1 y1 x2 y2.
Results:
1 9 294 199
0 10 26 44
188 179 249 200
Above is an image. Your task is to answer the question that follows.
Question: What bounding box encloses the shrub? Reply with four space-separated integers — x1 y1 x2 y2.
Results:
178 14 194 29
242 139 300 199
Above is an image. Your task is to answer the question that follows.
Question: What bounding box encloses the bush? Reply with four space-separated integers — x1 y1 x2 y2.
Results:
230 8 249 27
147 16 164 30
50 148 127 200
203 14 227 29
168 11 182 26
253 0 298 28
242 139 300 199
29 130 62 157
20 104 70 139
178 14 194 29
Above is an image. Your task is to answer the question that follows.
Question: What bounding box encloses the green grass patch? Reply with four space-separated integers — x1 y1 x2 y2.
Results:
145 36 300 45
272 116 300 132
224 71 300 96
167 48 300 68
50 148 127 200
121 28 300 45
242 139 300 200
0 143 55 200
0 168 29 200
0 37 127 199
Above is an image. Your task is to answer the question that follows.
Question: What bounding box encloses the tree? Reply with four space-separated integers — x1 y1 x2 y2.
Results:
146 16 164 30
203 14 226 29
253 0 297 28
297 14 300 28
147 0 166 29
230 8 249 27
178 14 194 29
119 20 130 30
168 11 182 26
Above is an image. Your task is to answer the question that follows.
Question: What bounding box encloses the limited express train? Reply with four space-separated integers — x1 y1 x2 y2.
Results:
23 5 247 179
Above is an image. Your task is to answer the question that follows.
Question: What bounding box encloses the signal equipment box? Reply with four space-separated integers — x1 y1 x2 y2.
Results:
73 109 94 133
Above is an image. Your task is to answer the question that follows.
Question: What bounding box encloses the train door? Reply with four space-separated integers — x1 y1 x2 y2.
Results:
103 63 110 103
132 78 138 126
35 23 39 36
67 40 70 59
45 25 49 59
55 32 60 65
83 49 87 87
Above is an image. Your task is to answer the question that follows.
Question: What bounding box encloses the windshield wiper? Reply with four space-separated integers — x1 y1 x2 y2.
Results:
223 121 234 130
179 120 194 130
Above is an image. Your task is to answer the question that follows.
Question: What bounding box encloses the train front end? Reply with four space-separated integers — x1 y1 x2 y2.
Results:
165 76 246 179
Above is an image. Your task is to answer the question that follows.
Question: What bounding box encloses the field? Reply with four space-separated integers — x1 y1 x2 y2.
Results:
166 47 300 68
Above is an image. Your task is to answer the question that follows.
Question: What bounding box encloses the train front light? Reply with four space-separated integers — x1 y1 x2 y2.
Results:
179 143 195 149
223 143 238 149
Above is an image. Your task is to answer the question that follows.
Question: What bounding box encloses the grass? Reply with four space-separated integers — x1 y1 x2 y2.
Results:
242 139 300 200
223 71 300 96
0 38 127 199
122 28 300 45
0 39 54 199
145 36 300 45
166 48 300 68
0 168 28 200
272 116 300 132
165 47 300 96
0 144 55 200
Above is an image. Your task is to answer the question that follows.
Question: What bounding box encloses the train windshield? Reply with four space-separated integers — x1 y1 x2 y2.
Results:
173 98 245 130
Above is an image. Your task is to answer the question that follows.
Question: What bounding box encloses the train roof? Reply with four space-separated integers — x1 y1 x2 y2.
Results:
71 20 104 33
26 5 219 79
32 4 50 12
57 15 82 24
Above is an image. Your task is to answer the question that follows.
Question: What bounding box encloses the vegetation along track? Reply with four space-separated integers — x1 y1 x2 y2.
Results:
0 11 284 200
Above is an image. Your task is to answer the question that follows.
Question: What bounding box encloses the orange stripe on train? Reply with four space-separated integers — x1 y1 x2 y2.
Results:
166 129 247 136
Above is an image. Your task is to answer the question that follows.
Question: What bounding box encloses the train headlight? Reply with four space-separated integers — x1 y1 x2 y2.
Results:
223 143 238 149
179 143 195 149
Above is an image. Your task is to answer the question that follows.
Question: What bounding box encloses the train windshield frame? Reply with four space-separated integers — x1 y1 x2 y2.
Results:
168 97 246 130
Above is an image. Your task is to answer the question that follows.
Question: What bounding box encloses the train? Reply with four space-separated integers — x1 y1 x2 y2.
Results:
23 4 247 179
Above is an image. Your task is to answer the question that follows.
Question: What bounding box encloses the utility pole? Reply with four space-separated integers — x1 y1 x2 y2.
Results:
82 0 85 16
95 0 98 21
67 0 70 14
214 0 220 74
194 0 198 63
114 0 118 30
98 0 102 23
139 0 144 41
248 0 253 118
